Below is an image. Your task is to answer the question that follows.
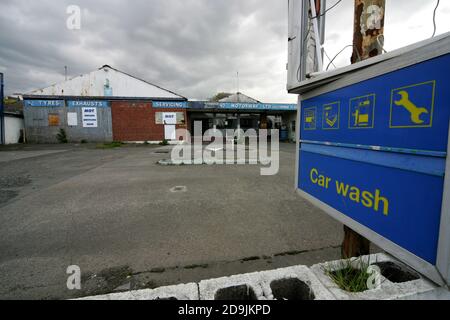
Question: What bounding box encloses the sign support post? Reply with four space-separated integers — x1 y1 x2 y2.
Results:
351 0 386 63
342 0 386 258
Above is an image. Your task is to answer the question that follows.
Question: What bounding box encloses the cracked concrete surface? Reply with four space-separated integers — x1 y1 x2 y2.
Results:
0 143 345 300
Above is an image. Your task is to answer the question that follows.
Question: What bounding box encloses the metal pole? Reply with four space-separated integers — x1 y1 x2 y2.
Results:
319 0 327 46
309 0 324 71
342 0 386 259
299 0 309 81
0 73 4 145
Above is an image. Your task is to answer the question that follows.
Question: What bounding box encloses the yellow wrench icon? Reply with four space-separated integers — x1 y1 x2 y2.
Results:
394 91 429 124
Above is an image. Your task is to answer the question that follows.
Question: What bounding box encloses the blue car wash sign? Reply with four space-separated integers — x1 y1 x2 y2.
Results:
298 53 450 281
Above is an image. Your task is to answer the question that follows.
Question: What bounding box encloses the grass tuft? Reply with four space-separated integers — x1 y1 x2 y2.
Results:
159 139 169 146
324 258 372 293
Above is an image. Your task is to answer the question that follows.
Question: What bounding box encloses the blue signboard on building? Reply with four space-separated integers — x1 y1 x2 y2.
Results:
67 100 109 108
219 102 296 111
153 101 188 109
25 100 65 107
154 101 296 111
297 52 450 283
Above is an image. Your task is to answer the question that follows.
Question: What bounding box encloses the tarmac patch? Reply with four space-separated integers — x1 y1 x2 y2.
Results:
79 266 134 297
0 175 31 188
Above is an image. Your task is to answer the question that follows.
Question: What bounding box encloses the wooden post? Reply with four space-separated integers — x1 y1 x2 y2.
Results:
351 0 386 63
342 0 386 259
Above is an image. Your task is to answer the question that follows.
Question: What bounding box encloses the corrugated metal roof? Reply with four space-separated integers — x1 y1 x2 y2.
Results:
26 65 186 100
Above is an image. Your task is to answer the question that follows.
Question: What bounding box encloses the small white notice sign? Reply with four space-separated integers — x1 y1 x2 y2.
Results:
67 112 78 126
82 107 98 128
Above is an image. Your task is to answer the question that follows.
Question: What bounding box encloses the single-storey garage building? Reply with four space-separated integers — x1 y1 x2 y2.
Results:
23 65 188 143
22 66 297 144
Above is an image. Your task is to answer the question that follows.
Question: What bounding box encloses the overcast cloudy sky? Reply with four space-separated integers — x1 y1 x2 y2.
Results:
0 0 449 103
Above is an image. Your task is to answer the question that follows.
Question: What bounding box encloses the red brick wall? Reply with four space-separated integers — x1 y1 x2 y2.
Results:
111 101 188 142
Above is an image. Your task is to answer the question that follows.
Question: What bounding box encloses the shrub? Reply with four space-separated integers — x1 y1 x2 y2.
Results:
159 139 169 146
56 129 68 144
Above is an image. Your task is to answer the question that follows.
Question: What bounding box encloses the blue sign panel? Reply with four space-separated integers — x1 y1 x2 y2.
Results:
301 54 450 152
25 100 64 107
299 148 444 264
153 101 188 109
68 100 109 108
299 54 450 265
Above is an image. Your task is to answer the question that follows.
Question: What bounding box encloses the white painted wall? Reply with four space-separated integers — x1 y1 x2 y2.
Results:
5 116 24 144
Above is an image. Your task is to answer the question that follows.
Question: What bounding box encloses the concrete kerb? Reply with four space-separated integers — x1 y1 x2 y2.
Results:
73 257 442 300
157 159 263 166
75 283 199 300
75 266 334 301
310 253 437 300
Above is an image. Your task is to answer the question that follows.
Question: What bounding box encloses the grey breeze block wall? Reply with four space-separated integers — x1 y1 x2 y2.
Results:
24 101 113 143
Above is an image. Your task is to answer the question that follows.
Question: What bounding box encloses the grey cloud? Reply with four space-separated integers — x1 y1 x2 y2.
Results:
0 0 294 102
0 0 447 102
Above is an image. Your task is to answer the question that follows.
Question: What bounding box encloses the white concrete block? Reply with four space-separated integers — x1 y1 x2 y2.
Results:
199 272 265 300
258 265 335 300
395 287 450 300
310 253 437 300
76 283 199 300
199 266 334 300
74 295 110 301
75 255 440 301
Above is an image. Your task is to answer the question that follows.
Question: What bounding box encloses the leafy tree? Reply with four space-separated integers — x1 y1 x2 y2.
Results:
210 92 233 102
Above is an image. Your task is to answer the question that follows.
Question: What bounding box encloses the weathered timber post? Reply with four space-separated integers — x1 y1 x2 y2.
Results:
342 0 386 259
